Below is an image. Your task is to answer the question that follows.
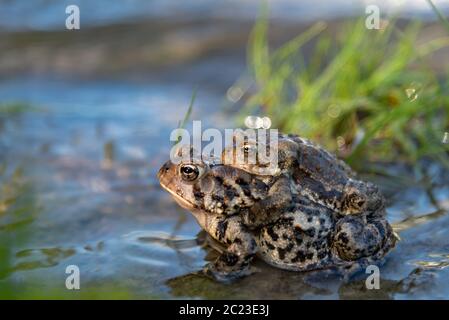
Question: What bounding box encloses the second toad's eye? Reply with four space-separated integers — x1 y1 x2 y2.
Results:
179 164 200 181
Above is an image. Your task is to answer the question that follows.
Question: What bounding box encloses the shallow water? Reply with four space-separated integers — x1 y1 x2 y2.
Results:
1 75 449 299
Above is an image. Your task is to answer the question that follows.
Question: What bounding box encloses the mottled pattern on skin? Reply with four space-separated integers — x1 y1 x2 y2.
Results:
341 179 385 215
158 136 398 282
192 165 268 216
158 159 292 281
204 214 258 280
287 134 357 181
257 198 335 271
221 132 386 216
220 132 395 267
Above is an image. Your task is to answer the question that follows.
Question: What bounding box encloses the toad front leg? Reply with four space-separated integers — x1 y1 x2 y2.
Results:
203 215 258 282
241 176 292 229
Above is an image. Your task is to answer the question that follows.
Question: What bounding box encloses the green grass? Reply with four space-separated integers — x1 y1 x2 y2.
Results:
0 102 32 115
236 8 449 171
0 165 34 298
427 0 449 34
173 88 196 145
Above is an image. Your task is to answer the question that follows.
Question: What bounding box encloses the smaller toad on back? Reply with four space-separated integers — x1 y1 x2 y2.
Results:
158 157 396 282
221 132 385 217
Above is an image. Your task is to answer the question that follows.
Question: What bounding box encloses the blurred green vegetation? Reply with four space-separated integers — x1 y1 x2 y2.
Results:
0 282 138 300
427 0 449 34
239 8 449 170
0 164 36 297
0 167 36 234
0 102 32 115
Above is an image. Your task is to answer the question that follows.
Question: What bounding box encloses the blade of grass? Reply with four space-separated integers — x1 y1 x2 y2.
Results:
427 0 449 34
173 88 196 145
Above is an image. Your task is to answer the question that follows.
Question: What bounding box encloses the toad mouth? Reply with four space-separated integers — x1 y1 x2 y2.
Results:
159 183 193 210
159 181 208 230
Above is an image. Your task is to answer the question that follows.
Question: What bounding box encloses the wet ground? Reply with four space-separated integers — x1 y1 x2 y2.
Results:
1 0 449 300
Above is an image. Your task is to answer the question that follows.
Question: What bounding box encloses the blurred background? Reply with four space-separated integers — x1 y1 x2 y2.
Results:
2 0 449 299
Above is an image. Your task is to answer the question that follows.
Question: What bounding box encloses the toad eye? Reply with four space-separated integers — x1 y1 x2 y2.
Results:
179 164 200 181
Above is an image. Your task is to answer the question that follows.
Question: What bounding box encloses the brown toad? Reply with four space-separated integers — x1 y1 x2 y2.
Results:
158 157 396 282
221 131 385 217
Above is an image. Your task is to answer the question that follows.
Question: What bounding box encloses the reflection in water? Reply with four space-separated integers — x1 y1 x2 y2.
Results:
166 264 335 299
12 247 76 272
415 253 449 269
165 231 445 299
339 268 437 299
127 231 199 250
415 260 449 269
392 209 448 232
102 140 115 170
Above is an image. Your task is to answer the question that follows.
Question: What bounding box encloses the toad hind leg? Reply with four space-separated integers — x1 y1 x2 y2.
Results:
332 215 396 262
203 215 257 282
